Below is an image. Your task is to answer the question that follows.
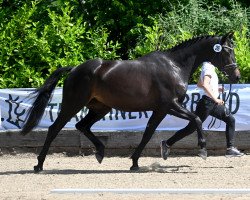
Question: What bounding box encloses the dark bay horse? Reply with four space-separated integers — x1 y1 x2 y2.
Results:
21 32 240 172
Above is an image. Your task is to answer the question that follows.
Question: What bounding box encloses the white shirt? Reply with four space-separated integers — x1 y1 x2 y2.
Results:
200 62 219 98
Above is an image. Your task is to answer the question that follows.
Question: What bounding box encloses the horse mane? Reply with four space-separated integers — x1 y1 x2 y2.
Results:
167 35 217 52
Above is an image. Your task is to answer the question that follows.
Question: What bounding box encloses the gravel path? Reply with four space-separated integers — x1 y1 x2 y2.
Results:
1 153 250 200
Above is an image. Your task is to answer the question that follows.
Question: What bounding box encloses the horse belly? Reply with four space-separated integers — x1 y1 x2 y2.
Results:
92 61 157 111
93 86 155 112
103 98 154 112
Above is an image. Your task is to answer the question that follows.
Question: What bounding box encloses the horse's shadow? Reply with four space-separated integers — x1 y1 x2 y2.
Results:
0 164 196 175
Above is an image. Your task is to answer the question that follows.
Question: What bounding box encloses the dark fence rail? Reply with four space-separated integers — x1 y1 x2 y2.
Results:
0 129 249 156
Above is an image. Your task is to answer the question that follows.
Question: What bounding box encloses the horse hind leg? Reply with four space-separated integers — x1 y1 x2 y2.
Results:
34 114 70 172
34 91 92 172
75 102 111 164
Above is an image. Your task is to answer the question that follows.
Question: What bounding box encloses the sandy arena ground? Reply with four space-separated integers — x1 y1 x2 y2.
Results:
1 153 250 200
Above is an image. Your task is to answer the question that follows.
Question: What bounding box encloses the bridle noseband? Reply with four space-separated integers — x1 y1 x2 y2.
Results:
221 63 237 77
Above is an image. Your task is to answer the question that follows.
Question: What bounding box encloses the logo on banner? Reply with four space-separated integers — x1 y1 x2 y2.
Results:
4 94 26 128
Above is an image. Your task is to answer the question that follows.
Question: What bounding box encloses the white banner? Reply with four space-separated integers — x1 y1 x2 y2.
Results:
0 84 249 131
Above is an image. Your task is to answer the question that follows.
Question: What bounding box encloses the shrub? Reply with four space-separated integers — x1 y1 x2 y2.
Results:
0 1 120 88
234 26 250 83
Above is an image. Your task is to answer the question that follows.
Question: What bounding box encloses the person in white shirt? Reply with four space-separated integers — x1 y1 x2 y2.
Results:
161 62 244 158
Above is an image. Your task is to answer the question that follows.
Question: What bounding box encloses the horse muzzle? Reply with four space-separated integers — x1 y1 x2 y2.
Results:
223 64 241 83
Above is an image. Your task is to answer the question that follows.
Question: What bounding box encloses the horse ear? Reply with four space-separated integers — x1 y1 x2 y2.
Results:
221 32 234 44
227 32 234 39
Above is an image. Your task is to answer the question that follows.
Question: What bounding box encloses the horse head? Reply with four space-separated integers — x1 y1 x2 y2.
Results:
211 32 241 83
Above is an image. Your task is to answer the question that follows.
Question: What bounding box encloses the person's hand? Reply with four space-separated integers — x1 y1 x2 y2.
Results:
215 99 224 105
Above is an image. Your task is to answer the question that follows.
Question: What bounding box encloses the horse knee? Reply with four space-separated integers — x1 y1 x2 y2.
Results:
75 121 86 132
75 120 90 133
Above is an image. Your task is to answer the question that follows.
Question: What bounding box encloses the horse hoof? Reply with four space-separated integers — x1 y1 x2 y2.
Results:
95 153 103 164
34 165 43 173
95 145 104 164
198 148 207 160
130 165 139 171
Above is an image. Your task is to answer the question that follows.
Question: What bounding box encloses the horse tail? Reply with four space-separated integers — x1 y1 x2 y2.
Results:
20 67 73 135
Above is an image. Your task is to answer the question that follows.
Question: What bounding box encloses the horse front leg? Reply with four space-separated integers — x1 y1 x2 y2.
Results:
130 111 166 170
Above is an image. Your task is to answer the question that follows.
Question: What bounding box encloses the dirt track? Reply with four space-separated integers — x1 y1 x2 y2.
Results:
1 153 250 200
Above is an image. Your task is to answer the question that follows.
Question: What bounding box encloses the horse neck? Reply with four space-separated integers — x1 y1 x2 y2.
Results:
168 40 215 77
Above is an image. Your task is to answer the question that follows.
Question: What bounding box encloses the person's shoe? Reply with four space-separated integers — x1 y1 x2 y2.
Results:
160 140 170 160
225 147 244 157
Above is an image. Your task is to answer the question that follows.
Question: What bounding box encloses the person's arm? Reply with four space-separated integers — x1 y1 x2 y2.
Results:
198 75 224 105
197 77 203 88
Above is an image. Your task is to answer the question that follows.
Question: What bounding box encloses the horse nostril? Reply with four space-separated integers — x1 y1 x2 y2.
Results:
236 75 241 81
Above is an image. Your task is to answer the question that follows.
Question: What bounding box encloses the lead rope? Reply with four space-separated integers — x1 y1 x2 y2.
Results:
224 83 232 117
207 83 232 129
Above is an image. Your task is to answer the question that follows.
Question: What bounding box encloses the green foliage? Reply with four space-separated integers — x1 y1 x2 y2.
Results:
158 0 249 36
129 18 193 59
0 0 120 88
234 26 250 83
0 1 43 88
0 0 249 88
80 0 178 58
129 0 249 83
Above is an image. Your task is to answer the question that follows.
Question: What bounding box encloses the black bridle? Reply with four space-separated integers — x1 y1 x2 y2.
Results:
220 45 238 76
